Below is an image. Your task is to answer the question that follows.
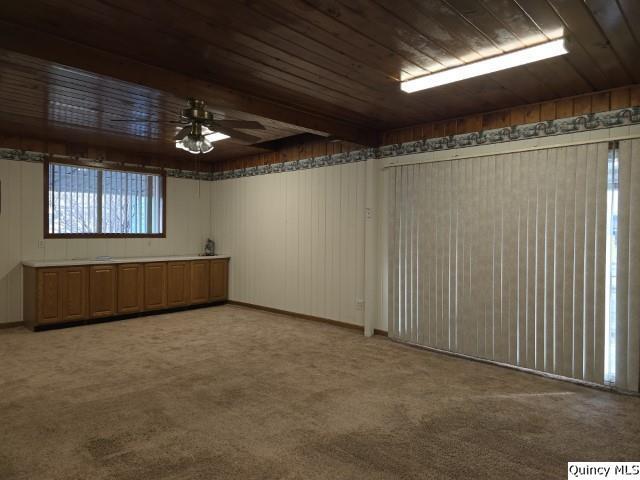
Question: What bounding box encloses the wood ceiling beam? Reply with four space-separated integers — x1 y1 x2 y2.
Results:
0 21 378 147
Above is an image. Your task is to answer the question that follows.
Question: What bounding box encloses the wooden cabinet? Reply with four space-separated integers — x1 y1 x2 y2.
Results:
25 266 89 326
89 265 117 318
167 261 190 307
23 257 229 329
144 262 167 310
37 268 63 325
61 267 88 321
189 260 209 304
209 259 229 302
117 264 144 314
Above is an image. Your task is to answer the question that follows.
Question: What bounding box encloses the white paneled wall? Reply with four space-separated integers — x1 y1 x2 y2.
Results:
0 159 212 324
211 163 367 326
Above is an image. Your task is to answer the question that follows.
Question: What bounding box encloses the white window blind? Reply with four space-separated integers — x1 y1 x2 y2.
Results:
48 163 164 236
388 144 612 386
615 139 640 392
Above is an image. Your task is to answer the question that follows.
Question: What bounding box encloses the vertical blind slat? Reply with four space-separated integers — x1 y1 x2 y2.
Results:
593 142 608 384
617 139 640 391
627 139 640 391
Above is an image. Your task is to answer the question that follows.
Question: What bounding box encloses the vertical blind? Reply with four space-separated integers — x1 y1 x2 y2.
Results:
48 163 163 235
616 139 640 392
388 144 612 386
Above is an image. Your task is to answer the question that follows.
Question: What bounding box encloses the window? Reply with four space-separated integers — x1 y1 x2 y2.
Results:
46 161 165 237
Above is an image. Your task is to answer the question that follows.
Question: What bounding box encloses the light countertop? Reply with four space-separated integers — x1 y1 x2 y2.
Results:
22 254 230 268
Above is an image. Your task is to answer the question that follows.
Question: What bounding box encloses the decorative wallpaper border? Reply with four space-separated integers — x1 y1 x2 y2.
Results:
1 107 638 181
203 106 640 181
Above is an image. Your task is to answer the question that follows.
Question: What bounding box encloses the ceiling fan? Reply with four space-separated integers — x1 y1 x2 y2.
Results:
110 98 265 154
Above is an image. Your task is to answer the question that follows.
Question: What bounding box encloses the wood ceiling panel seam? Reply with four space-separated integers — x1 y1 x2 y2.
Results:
215 0 520 122
395 0 537 104
46 2 387 123
513 1 610 90
1 62 375 128
403 1 540 109
307 0 527 112
229 0 452 118
544 0 632 85
0 90 303 145
584 0 640 83
0 77 184 123
329 0 454 72
617 0 640 47
13 1 376 127
0 21 378 144
86 0 421 121
366 0 536 105
0 56 188 114
511 0 606 87
178 0 402 88
0 104 172 140
466 0 592 96
71 1 418 124
174 0 444 122
442 0 577 99
247 0 420 79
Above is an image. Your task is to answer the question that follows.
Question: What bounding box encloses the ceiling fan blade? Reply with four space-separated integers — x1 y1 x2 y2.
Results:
174 126 191 141
205 124 261 144
209 120 265 130
109 119 182 123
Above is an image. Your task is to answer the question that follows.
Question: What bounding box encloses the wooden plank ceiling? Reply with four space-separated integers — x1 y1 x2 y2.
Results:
0 49 315 161
0 0 638 162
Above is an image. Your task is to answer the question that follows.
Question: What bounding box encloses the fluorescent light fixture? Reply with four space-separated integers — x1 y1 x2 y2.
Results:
401 38 568 93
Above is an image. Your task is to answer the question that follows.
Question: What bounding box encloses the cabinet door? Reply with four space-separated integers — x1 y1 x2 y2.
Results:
189 260 209 304
89 265 117 318
209 259 229 302
61 267 88 321
167 261 190 307
37 268 63 324
144 262 167 310
117 263 144 314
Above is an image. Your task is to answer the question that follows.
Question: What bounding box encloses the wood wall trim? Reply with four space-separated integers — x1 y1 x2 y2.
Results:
0 321 25 329
226 300 392 336
216 85 640 172
382 85 640 144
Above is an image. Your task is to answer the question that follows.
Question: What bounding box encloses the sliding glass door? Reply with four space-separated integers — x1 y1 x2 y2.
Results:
388 141 639 391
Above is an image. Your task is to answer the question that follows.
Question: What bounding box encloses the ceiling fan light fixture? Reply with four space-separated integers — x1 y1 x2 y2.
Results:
175 127 230 154
176 133 217 154
200 137 214 153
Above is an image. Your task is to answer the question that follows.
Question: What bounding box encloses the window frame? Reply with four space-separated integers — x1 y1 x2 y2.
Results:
43 159 167 239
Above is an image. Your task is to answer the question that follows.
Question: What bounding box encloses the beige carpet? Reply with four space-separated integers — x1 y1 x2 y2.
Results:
0 305 638 479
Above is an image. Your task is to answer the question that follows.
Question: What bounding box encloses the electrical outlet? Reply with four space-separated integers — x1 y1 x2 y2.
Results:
365 207 373 220
356 299 364 310
37 240 44 249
